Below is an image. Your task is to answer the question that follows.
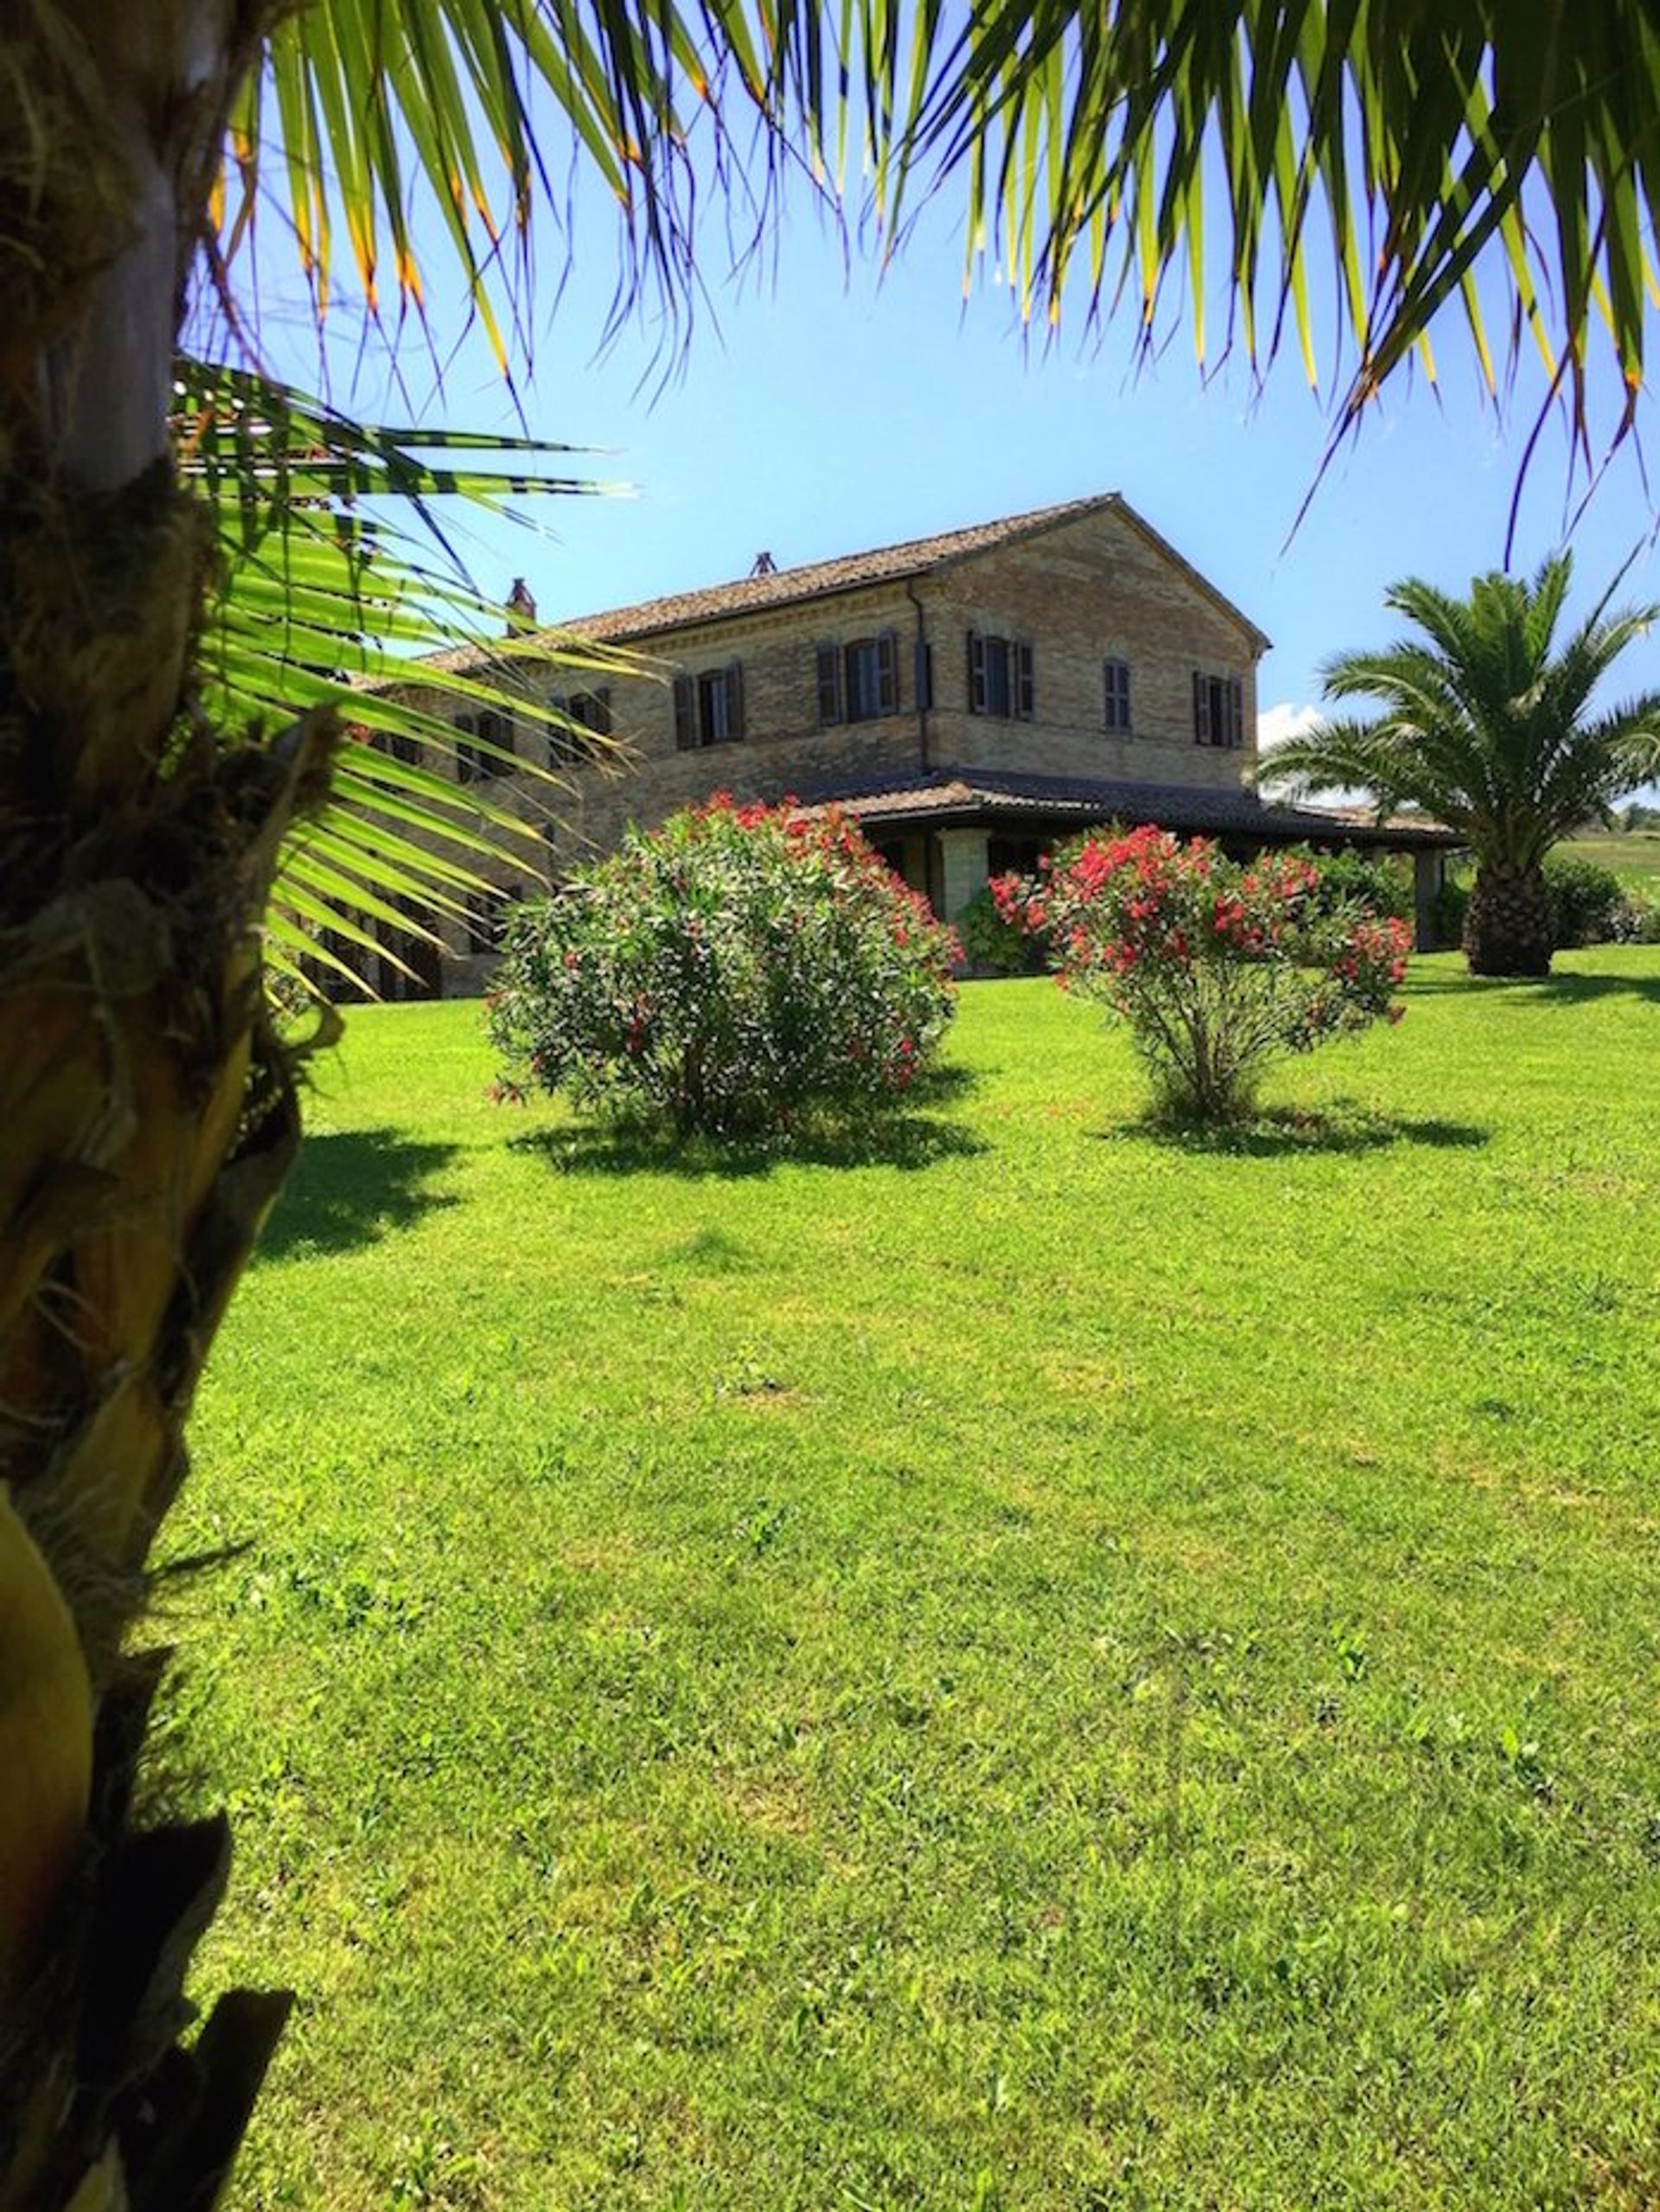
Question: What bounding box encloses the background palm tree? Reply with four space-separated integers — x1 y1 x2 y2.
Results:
1262 557 1660 975
6 3 1660 2204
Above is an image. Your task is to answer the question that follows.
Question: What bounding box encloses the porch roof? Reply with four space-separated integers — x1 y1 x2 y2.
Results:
789 764 1460 851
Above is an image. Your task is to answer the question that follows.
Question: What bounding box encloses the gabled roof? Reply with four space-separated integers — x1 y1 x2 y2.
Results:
418 492 1268 670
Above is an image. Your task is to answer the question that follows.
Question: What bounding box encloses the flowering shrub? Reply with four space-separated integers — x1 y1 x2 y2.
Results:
993 826 1411 1122
488 795 959 1139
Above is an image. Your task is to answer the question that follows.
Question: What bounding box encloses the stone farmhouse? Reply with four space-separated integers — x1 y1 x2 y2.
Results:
367 493 1454 995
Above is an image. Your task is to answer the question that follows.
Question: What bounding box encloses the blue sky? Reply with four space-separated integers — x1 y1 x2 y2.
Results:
256 165 1660 775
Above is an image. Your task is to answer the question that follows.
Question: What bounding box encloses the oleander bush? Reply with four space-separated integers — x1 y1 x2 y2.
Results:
488 796 959 1140
994 826 1410 1123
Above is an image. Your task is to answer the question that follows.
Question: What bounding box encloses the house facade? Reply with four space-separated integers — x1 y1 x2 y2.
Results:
373 494 1453 994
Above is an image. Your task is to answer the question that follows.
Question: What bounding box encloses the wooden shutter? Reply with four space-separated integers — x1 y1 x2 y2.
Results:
1229 676 1244 749
1015 641 1035 720
673 673 696 749
725 658 745 741
454 710 477 784
967 630 986 714
1192 672 1210 745
1105 659 1132 732
546 693 568 767
816 642 842 724
476 709 514 777
877 630 899 714
915 638 934 711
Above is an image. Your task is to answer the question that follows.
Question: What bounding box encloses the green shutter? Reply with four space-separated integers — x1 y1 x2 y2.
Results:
967 630 986 714
877 630 899 714
725 659 745 741
547 693 570 768
816 643 842 725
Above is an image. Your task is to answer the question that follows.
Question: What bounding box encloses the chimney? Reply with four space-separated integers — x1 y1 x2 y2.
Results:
749 551 778 577
506 577 537 632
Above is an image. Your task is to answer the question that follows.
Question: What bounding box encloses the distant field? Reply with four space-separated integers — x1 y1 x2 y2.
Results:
1561 829 1660 882
175 955 1660 2210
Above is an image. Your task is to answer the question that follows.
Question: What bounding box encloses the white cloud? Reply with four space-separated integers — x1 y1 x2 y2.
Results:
1255 700 1371 808
1256 701 1325 752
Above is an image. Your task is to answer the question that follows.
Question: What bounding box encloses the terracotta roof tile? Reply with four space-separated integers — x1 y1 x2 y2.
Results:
418 494 1125 672
411 489 1271 678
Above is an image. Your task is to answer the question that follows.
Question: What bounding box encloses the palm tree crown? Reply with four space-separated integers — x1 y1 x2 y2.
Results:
1262 554 1660 972
1267 554 1660 858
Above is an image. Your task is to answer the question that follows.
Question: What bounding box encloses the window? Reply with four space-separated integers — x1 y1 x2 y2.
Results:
548 686 611 765
370 727 420 767
817 634 900 724
674 661 745 748
967 631 1034 719
1103 658 1133 734
1192 672 1245 749
455 708 514 783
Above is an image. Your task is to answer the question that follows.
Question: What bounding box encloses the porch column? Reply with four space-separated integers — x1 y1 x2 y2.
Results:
936 827 991 921
1413 848 1446 952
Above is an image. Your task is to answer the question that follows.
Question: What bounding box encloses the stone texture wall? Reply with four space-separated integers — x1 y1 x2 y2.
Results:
917 501 1260 788
559 577 934 858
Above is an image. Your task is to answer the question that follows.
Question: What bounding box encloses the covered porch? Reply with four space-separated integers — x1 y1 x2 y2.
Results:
797 766 1461 952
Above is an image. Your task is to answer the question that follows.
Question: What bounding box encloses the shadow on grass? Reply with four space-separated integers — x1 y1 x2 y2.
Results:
508 1065 985 1180
512 1103 986 1185
513 1118 986 1181
255 1130 460 1260
1407 968 1660 1004
1118 1102 1491 1159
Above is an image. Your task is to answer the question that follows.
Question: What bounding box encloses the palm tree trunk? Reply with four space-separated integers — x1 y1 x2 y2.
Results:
1464 864 1554 977
2 7 308 2204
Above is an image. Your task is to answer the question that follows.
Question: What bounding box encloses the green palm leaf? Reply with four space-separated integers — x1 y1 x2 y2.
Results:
1263 551 1660 968
210 3 1660 470
176 357 636 998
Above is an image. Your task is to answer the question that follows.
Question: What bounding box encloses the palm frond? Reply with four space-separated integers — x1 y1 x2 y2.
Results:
1266 715 1479 833
891 2 1660 462
1263 554 1660 871
176 357 639 998
212 3 1660 468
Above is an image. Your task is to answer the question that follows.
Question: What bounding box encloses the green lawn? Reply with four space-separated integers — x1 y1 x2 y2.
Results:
172 954 1660 2210
1561 829 1660 883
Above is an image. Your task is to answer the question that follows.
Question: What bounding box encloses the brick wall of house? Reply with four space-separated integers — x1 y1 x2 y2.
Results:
553 577 934 864
917 501 1259 788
